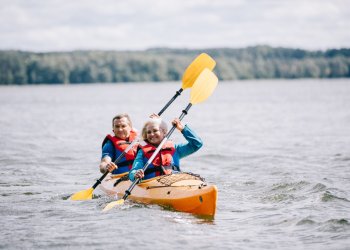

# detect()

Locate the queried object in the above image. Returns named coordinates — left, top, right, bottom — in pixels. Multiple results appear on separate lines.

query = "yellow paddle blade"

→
left=70, top=188, right=94, bottom=201
left=102, top=199, right=125, bottom=212
left=182, top=53, right=216, bottom=90
left=190, top=68, right=219, bottom=105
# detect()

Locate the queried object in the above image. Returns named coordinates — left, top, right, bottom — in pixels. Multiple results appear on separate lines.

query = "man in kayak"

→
left=99, top=113, right=138, bottom=174
left=129, top=117, right=203, bottom=181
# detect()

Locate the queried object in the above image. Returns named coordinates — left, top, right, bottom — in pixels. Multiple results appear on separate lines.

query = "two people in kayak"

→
left=99, top=113, right=203, bottom=181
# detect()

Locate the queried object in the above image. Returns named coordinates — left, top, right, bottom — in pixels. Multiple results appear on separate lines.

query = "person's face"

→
left=113, top=117, right=131, bottom=140
left=146, top=123, right=165, bottom=145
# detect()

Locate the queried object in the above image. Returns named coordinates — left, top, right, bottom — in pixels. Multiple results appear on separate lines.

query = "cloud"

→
left=0, top=0, right=349, bottom=51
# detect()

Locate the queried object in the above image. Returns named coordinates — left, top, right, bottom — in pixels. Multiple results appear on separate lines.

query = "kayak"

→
left=100, top=172, right=217, bottom=217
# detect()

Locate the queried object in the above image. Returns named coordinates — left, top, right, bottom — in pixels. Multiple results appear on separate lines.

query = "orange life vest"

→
left=102, top=130, right=138, bottom=174
left=140, top=141, right=176, bottom=178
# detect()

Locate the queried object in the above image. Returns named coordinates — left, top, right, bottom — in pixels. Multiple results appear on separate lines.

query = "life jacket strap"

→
left=117, top=141, right=132, bottom=146
left=116, top=160, right=134, bottom=167
left=146, top=147, right=174, bottom=154
left=144, top=165, right=179, bottom=175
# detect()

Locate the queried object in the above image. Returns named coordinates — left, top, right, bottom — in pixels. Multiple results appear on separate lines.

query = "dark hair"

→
left=112, top=113, right=132, bottom=128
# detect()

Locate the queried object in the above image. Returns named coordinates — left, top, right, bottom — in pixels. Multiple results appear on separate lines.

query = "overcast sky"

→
left=0, top=0, right=349, bottom=52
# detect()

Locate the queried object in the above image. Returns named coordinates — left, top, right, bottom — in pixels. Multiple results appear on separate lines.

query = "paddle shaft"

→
left=91, top=139, right=138, bottom=189
left=157, top=88, right=183, bottom=116
left=122, top=103, right=193, bottom=200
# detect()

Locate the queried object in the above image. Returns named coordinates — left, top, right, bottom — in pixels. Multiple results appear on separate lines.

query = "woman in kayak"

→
left=99, top=113, right=139, bottom=175
left=129, top=116, right=203, bottom=181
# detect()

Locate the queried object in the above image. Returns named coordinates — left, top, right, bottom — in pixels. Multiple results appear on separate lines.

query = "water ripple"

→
left=321, top=191, right=350, bottom=202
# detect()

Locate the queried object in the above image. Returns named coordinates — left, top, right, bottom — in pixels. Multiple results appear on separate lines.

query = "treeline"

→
left=1, top=46, right=350, bottom=85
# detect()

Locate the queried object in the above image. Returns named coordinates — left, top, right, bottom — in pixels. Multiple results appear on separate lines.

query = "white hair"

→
left=141, top=118, right=168, bottom=141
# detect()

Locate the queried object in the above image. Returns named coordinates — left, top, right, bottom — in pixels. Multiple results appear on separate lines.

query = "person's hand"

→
left=172, top=118, right=184, bottom=131
left=134, top=169, right=144, bottom=179
left=106, top=162, right=117, bottom=173
left=150, top=113, right=160, bottom=119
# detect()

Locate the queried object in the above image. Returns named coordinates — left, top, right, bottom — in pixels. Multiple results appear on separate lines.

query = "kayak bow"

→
left=100, top=172, right=217, bottom=217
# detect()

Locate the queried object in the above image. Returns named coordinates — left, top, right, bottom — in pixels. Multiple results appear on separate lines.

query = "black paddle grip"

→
left=157, top=88, right=183, bottom=116
left=92, top=171, right=109, bottom=189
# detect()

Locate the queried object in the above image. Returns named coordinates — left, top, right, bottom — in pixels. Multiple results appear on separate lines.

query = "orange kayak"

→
left=100, top=172, right=217, bottom=217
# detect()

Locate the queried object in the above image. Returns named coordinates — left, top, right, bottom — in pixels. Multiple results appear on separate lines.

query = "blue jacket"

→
left=101, top=131, right=138, bottom=174
left=129, top=125, right=203, bottom=181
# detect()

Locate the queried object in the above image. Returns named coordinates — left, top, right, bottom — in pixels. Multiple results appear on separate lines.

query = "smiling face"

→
left=145, top=123, right=165, bottom=146
left=112, top=117, right=132, bottom=140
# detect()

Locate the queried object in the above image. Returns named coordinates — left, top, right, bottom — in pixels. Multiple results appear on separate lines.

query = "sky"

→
left=0, top=0, right=349, bottom=52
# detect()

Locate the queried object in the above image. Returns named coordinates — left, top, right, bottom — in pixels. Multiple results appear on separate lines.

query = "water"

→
left=1, top=79, right=350, bottom=249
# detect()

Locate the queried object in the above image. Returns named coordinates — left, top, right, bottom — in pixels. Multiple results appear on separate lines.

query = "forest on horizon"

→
left=1, top=46, right=350, bottom=85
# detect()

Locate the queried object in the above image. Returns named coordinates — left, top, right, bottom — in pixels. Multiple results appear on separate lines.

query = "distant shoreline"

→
left=1, top=46, right=349, bottom=85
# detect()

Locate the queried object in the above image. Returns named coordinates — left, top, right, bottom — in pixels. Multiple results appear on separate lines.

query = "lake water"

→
left=0, top=79, right=350, bottom=250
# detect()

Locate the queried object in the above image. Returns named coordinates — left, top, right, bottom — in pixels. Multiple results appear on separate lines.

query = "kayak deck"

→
left=100, top=172, right=217, bottom=216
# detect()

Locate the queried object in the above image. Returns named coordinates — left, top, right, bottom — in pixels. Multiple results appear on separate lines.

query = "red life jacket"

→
left=102, top=130, right=138, bottom=174
left=141, top=141, right=176, bottom=178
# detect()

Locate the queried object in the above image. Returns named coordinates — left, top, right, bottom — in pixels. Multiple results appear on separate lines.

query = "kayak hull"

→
left=100, top=173, right=217, bottom=217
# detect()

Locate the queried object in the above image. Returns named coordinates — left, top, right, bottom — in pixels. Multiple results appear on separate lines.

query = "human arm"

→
left=128, top=150, right=145, bottom=181
left=99, top=157, right=117, bottom=173
left=99, top=140, right=117, bottom=173
left=175, top=125, right=203, bottom=159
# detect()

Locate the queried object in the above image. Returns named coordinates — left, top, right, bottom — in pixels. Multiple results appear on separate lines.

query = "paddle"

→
left=69, top=140, right=138, bottom=200
left=70, top=54, right=216, bottom=201
left=158, top=53, right=216, bottom=115
left=102, top=68, right=218, bottom=211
